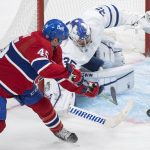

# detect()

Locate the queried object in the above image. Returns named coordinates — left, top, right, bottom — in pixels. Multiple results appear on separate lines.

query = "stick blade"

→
left=106, top=100, right=134, bottom=128
left=110, top=87, right=118, bottom=105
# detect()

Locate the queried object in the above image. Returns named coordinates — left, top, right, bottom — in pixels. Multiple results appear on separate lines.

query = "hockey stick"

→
left=67, top=99, right=133, bottom=128
left=101, top=86, right=118, bottom=105
left=8, top=99, right=133, bottom=128
left=7, top=104, right=20, bottom=111
left=110, top=86, right=117, bottom=104
left=106, top=100, right=134, bottom=127
left=78, top=72, right=118, bottom=105
left=53, top=83, right=62, bottom=108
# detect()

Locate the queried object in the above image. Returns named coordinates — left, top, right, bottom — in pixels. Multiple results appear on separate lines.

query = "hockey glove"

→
left=132, top=11, right=150, bottom=34
left=83, top=81, right=104, bottom=98
left=66, top=64, right=83, bottom=84
left=142, top=11, right=150, bottom=33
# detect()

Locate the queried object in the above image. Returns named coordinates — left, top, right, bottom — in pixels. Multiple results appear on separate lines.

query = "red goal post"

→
left=37, top=0, right=44, bottom=92
left=145, top=0, right=150, bottom=56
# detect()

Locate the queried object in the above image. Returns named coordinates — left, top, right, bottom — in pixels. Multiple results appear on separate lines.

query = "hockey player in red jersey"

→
left=0, top=19, right=103, bottom=143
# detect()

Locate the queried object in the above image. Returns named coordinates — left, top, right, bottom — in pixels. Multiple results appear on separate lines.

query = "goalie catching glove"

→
left=131, top=11, right=150, bottom=34
left=82, top=81, right=104, bottom=98
left=142, top=11, right=150, bottom=34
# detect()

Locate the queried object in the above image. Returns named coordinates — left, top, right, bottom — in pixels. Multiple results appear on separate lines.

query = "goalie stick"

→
left=75, top=77, right=118, bottom=105
left=101, top=86, right=118, bottom=105
left=67, top=99, right=133, bottom=128
left=7, top=98, right=133, bottom=128
left=110, top=86, right=118, bottom=104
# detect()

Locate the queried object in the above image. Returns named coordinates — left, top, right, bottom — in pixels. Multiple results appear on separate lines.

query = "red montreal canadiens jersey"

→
left=0, top=31, right=69, bottom=98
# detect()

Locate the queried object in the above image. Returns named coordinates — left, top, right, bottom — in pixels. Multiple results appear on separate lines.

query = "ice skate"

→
left=54, top=128, right=78, bottom=143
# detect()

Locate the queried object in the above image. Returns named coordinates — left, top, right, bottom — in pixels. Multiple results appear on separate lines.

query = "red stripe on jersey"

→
left=0, top=87, right=13, bottom=98
left=0, top=57, right=33, bottom=97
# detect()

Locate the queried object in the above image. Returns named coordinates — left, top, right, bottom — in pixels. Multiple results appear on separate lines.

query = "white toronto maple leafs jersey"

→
left=62, top=4, right=140, bottom=68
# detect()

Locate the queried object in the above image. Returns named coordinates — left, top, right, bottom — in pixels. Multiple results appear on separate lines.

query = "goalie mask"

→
left=69, top=18, right=92, bottom=52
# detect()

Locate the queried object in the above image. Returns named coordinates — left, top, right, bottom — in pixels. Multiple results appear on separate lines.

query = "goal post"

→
left=37, top=0, right=44, bottom=92
left=37, top=0, right=44, bottom=31
left=145, top=0, right=150, bottom=56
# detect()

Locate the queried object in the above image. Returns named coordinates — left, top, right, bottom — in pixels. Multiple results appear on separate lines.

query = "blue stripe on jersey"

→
left=7, top=43, right=38, bottom=81
left=46, top=115, right=59, bottom=128
left=111, top=5, right=119, bottom=27
left=0, top=96, right=7, bottom=120
left=32, top=59, right=50, bottom=73
left=105, top=5, right=112, bottom=28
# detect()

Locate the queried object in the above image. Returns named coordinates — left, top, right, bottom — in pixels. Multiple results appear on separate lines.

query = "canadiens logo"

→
left=57, top=25, right=64, bottom=31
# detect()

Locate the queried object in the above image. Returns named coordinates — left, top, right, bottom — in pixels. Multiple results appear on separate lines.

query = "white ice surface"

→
left=0, top=54, right=150, bottom=150
left=0, top=100, right=150, bottom=150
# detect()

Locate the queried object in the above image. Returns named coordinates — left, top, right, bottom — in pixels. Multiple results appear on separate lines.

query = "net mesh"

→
left=0, top=0, right=146, bottom=53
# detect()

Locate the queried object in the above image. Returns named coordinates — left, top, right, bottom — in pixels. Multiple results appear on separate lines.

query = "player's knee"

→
left=0, top=120, right=6, bottom=133
left=27, top=97, right=53, bottom=117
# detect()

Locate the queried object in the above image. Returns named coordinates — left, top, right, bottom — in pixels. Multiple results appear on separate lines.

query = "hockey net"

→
left=0, top=0, right=148, bottom=55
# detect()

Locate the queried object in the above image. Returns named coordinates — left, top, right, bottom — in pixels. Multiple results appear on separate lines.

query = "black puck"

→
left=146, top=109, right=150, bottom=117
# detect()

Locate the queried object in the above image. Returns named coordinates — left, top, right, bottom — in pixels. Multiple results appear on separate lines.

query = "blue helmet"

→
left=42, top=19, right=69, bottom=43
left=69, top=18, right=91, bottom=47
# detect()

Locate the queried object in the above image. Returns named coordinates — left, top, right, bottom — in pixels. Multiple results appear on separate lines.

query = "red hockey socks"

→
left=27, top=97, right=63, bottom=133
